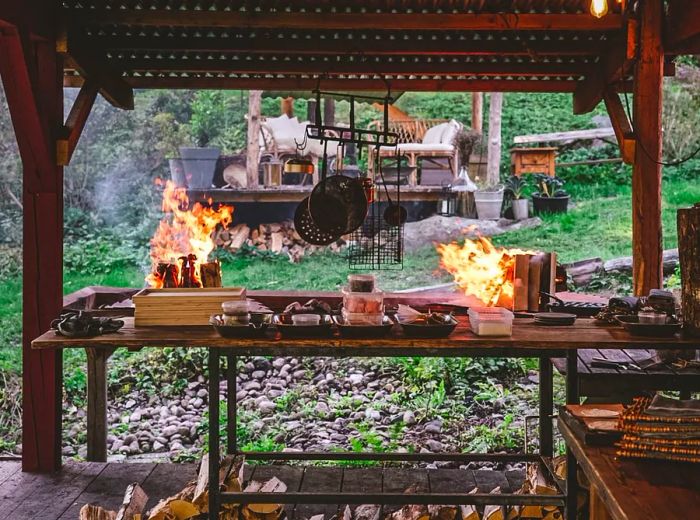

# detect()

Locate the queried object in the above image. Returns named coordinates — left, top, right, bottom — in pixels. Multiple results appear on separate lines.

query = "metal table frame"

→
left=207, top=347, right=579, bottom=520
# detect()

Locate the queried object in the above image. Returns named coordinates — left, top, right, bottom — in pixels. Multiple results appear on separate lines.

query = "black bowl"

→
left=396, top=314, right=458, bottom=338
left=615, top=315, right=681, bottom=338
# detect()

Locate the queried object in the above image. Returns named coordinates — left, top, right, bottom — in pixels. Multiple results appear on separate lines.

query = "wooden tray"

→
left=559, top=404, right=623, bottom=446
left=134, top=287, right=246, bottom=326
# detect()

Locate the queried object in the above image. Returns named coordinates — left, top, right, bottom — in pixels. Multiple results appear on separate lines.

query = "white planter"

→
left=474, top=187, right=504, bottom=220
left=512, top=198, right=529, bottom=220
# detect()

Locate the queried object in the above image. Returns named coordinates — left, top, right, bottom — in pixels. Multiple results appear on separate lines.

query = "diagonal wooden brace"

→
left=603, top=89, right=636, bottom=165
left=57, top=80, right=98, bottom=166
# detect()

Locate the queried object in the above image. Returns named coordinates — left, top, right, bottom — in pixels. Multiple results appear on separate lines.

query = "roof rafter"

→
left=71, top=11, right=624, bottom=31
left=665, top=0, right=700, bottom=53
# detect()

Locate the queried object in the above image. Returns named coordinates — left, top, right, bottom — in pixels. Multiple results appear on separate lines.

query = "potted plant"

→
left=531, top=174, right=569, bottom=214
left=505, top=175, right=529, bottom=220
left=155, top=113, right=192, bottom=187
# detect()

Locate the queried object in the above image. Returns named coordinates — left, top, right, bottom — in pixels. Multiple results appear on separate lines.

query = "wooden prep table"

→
left=33, top=311, right=700, bottom=520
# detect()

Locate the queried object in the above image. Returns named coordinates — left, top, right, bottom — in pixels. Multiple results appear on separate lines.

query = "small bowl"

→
left=250, top=311, right=274, bottom=326
left=210, top=314, right=268, bottom=338
left=396, top=314, right=458, bottom=338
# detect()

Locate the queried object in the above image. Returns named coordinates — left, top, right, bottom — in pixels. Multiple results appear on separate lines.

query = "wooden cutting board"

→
left=134, top=287, right=246, bottom=326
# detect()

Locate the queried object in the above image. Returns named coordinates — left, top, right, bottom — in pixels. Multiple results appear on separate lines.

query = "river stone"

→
left=402, top=411, right=416, bottom=425
left=424, top=420, right=443, bottom=434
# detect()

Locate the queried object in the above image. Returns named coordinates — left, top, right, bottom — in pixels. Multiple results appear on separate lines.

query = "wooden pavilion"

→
left=1, top=0, right=699, bottom=493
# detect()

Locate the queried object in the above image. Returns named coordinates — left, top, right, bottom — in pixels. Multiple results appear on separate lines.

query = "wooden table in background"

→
left=559, top=418, right=700, bottom=520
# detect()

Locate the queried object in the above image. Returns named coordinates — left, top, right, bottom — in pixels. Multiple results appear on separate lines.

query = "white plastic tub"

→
left=468, top=307, right=514, bottom=336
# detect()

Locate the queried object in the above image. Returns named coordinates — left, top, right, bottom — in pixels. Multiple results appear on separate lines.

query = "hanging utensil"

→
left=294, top=196, right=342, bottom=246
left=382, top=152, right=407, bottom=226
left=284, top=134, right=314, bottom=175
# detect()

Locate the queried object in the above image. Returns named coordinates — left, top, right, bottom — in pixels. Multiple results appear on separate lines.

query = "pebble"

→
left=402, top=411, right=416, bottom=425
left=349, top=374, right=364, bottom=385
left=425, top=439, right=443, bottom=452
left=424, top=420, right=443, bottom=434
left=365, top=409, right=381, bottom=421
left=315, top=402, right=330, bottom=415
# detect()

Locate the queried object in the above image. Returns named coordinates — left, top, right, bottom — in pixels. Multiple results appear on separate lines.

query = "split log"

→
left=193, top=454, right=245, bottom=512
left=459, top=489, right=480, bottom=520
left=270, top=232, right=284, bottom=253
left=229, top=224, right=251, bottom=250
left=387, top=504, right=430, bottom=520
left=483, top=487, right=504, bottom=520
left=115, top=483, right=148, bottom=520
left=242, top=477, right=287, bottom=520
left=427, top=504, right=457, bottom=520
left=678, top=205, right=700, bottom=337
left=200, top=261, right=222, bottom=288
left=79, top=504, right=116, bottom=520
left=344, top=504, right=381, bottom=520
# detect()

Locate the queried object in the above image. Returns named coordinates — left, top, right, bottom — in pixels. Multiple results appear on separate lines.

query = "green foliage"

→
left=533, top=174, right=566, bottom=198
left=466, top=413, right=522, bottom=452
left=504, top=175, right=528, bottom=199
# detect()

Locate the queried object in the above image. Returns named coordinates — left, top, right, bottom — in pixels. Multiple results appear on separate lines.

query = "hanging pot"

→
left=294, top=196, right=342, bottom=246
left=308, top=175, right=368, bottom=235
left=284, top=157, right=315, bottom=175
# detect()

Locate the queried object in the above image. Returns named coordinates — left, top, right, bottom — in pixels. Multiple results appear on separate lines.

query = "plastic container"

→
left=468, top=307, right=514, bottom=336
left=341, top=308, right=384, bottom=326
left=291, top=313, right=322, bottom=326
left=342, top=287, right=384, bottom=314
left=638, top=310, right=667, bottom=325
left=222, top=300, right=249, bottom=316
left=348, top=274, right=376, bottom=293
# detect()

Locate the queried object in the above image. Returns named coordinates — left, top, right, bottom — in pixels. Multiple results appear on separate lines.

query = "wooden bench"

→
left=559, top=418, right=700, bottom=520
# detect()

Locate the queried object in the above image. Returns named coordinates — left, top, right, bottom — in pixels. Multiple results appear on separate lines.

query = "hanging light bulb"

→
left=590, top=0, right=609, bottom=18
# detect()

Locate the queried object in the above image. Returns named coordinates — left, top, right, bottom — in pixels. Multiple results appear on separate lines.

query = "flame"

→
left=437, top=236, right=536, bottom=307
left=146, top=179, right=233, bottom=288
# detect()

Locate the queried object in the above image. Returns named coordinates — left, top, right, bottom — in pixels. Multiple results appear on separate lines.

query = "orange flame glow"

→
left=146, top=179, right=233, bottom=288
left=437, top=236, right=536, bottom=307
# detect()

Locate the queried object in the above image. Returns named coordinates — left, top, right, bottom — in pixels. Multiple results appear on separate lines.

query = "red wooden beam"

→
left=57, top=80, right=98, bottom=166
left=64, top=73, right=581, bottom=93
left=0, top=27, right=64, bottom=473
left=665, top=0, right=700, bottom=52
left=603, top=89, right=635, bottom=164
left=71, top=10, right=625, bottom=31
left=632, top=0, right=664, bottom=295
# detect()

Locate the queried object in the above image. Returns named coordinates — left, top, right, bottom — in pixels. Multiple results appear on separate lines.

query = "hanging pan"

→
left=308, top=141, right=368, bottom=235
left=294, top=196, right=342, bottom=246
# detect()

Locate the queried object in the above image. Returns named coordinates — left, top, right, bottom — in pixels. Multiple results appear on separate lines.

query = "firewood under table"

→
left=31, top=308, right=700, bottom=520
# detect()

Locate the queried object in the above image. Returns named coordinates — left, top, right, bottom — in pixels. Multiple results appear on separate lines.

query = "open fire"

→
left=437, top=235, right=536, bottom=307
left=146, top=179, right=233, bottom=288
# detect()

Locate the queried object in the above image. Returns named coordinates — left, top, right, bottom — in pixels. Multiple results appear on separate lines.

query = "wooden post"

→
left=632, top=0, right=664, bottom=296
left=0, top=24, right=64, bottom=472
left=86, top=347, right=115, bottom=462
left=246, top=90, right=262, bottom=187
left=324, top=96, right=335, bottom=127
left=471, top=92, right=483, bottom=132
left=486, top=92, right=503, bottom=186
left=678, top=204, right=700, bottom=337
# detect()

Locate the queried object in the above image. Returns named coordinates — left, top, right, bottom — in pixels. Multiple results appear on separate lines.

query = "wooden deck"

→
left=552, top=348, right=700, bottom=398
left=0, top=461, right=524, bottom=520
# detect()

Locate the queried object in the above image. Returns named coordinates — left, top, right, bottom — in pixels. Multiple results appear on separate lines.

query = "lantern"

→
left=438, top=184, right=456, bottom=216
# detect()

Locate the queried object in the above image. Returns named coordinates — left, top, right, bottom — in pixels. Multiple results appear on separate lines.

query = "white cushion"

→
left=440, top=120, right=461, bottom=145
left=422, top=123, right=448, bottom=145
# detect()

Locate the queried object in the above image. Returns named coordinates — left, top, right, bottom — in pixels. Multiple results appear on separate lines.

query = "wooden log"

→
left=486, top=92, right=503, bottom=186
left=193, top=454, right=245, bottom=512
left=562, top=257, right=604, bottom=287
left=79, top=504, right=117, bottom=520
left=459, top=489, right=480, bottom=520
left=678, top=204, right=700, bottom=337
left=229, top=224, right=251, bottom=250
left=471, top=92, right=483, bottom=133
left=603, top=248, right=678, bottom=275
left=200, top=261, right=222, bottom=288
left=528, top=254, right=544, bottom=312
left=115, top=483, right=148, bottom=520
left=632, top=0, right=664, bottom=296
left=427, top=504, right=457, bottom=520
left=247, top=90, right=262, bottom=188
left=270, top=232, right=284, bottom=253
left=484, top=486, right=505, bottom=520
left=513, top=254, right=531, bottom=311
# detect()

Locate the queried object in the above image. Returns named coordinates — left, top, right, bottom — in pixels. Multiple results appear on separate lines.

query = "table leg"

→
left=86, top=346, right=115, bottom=462
left=566, top=350, right=579, bottom=520
left=208, top=348, right=221, bottom=519
left=589, top=485, right=613, bottom=520
left=226, top=352, right=237, bottom=455
left=539, top=357, right=553, bottom=458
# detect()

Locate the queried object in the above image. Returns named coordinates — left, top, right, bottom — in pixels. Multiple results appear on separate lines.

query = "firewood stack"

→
left=77, top=455, right=286, bottom=520
left=212, top=221, right=346, bottom=263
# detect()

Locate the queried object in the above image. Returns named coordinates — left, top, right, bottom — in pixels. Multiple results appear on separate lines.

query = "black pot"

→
left=532, top=194, right=569, bottom=215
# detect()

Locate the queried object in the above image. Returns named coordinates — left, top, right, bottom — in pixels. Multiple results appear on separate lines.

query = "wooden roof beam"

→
left=64, top=74, right=580, bottom=93
left=57, top=34, right=134, bottom=110
left=70, top=33, right=608, bottom=57
left=665, top=0, right=700, bottom=54
left=71, top=11, right=624, bottom=31
left=57, top=80, right=98, bottom=166
left=105, top=58, right=593, bottom=77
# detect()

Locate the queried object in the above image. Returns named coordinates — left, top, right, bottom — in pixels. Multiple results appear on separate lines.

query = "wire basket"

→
left=348, top=154, right=404, bottom=270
